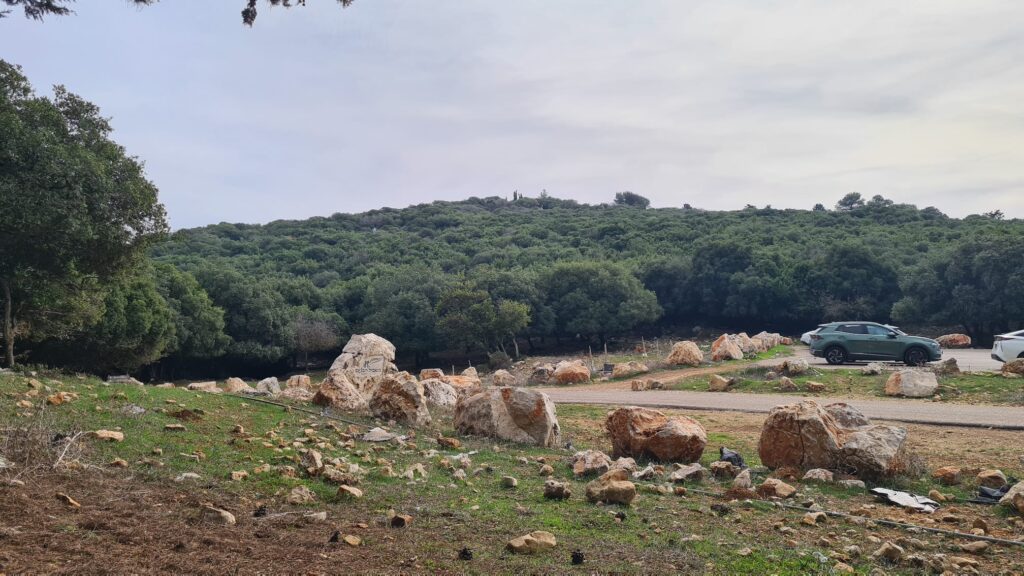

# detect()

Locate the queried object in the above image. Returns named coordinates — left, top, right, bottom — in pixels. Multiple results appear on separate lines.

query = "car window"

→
left=836, top=324, right=867, bottom=334
left=867, top=325, right=892, bottom=336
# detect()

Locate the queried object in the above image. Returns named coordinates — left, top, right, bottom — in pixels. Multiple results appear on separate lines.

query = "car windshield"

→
left=886, top=326, right=906, bottom=335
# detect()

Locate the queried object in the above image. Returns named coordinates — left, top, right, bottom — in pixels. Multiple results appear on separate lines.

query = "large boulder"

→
left=758, top=401, right=844, bottom=471
left=611, top=361, right=648, bottom=379
left=1002, top=359, right=1024, bottom=377
left=530, top=363, right=555, bottom=384
left=312, top=371, right=368, bottom=412
left=665, top=341, right=703, bottom=366
left=752, top=331, right=784, bottom=349
left=935, top=334, right=972, bottom=348
left=368, top=372, right=431, bottom=427
left=419, top=368, right=445, bottom=381
left=421, top=378, right=458, bottom=411
left=329, top=333, right=398, bottom=395
left=553, top=360, right=590, bottom=384
left=884, top=370, right=939, bottom=398
left=710, top=334, right=743, bottom=361
left=278, top=387, right=316, bottom=402
left=824, top=403, right=871, bottom=430
left=492, top=369, right=517, bottom=387
left=758, top=400, right=914, bottom=481
left=734, top=333, right=758, bottom=354
left=285, top=375, right=314, bottom=391
left=254, top=377, right=281, bottom=396
left=605, top=406, right=706, bottom=463
left=223, top=378, right=253, bottom=394
left=454, top=387, right=561, bottom=447
left=839, top=425, right=913, bottom=481
left=187, top=381, right=221, bottom=394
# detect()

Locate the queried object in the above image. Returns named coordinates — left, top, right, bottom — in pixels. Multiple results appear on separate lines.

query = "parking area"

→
left=792, top=346, right=1004, bottom=372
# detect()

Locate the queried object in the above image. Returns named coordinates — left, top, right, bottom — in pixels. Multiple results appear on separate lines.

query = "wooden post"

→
left=588, top=346, right=594, bottom=371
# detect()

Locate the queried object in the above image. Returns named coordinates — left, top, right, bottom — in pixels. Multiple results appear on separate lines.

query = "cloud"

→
left=2, top=0, right=1022, bottom=226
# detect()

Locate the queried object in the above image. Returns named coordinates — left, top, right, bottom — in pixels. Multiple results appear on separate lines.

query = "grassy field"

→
left=1, top=370, right=1022, bottom=574
left=665, top=366, right=1024, bottom=405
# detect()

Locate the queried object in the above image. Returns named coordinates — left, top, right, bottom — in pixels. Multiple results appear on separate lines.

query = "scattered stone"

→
left=507, top=531, right=557, bottom=554
left=278, top=387, right=316, bottom=402
left=337, top=485, right=363, bottom=499
left=778, top=376, right=798, bottom=391
left=711, top=334, right=744, bottom=361
left=833, top=562, right=855, bottom=574
left=437, top=435, right=461, bottom=449
left=571, top=449, right=612, bottom=477
left=872, top=541, right=904, bottom=564
left=756, top=478, right=796, bottom=499
left=175, top=472, right=201, bottom=482
left=46, top=391, right=77, bottom=405
left=56, top=492, right=81, bottom=509
left=202, top=505, right=236, bottom=525
left=585, top=469, right=637, bottom=505
left=802, top=511, right=827, bottom=526
left=936, top=334, right=972, bottom=348
left=454, top=387, right=561, bottom=447
left=665, top=341, right=704, bottom=366
left=361, top=427, right=398, bottom=442
left=884, top=370, right=939, bottom=398
left=492, top=369, right=517, bottom=387
left=304, top=511, right=327, bottom=523
left=553, top=360, right=590, bottom=384
left=1002, top=359, right=1024, bottom=377
left=709, top=461, right=738, bottom=480
left=805, top=381, right=826, bottom=392
left=91, top=430, right=124, bottom=442
left=611, top=361, right=649, bottom=379
left=108, top=458, right=129, bottom=468
left=802, top=469, right=834, bottom=483
left=934, top=358, right=961, bottom=376
left=862, top=362, right=884, bottom=375
left=975, top=469, right=1006, bottom=489
left=229, top=470, right=249, bottom=481
left=287, top=485, right=316, bottom=505
left=733, top=469, right=753, bottom=490
left=605, top=406, right=706, bottom=463
left=187, top=381, right=221, bottom=394
left=539, top=464, right=554, bottom=476
left=502, top=476, right=518, bottom=489
left=223, top=377, right=253, bottom=393
left=775, top=358, right=809, bottom=376
left=342, top=535, right=361, bottom=547
left=708, top=374, right=734, bottom=392
left=837, top=479, right=866, bottom=490
left=669, top=463, right=705, bottom=483
left=932, top=466, right=962, bottom=486
left=543, top=480, right=572, bottom=500
left=959, top=541, right=988, bottom=555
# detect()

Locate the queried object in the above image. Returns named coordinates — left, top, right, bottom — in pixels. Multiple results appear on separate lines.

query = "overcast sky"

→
left=4, top=1, right=1024, bottom=228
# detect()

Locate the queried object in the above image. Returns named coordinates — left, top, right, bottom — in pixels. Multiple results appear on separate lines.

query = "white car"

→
left=800, top=328, right=820, bottom=345
left=992, top=329, right=1024, bottom=363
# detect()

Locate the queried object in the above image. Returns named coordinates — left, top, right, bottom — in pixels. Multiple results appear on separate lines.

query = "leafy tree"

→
left=613, top=191, right=650, bottom=209
left=983, top=210, right=1005, bottom=220
left=892, top=241, right=1024, bottom=345
left=540, top=262, right=661, bottom=344
left=360, top=265, right=446, bottom=365
left=290, top=308, right=345, bottom=366
left=154, top=263, right=229, bottom=360
left=0, top=60, right=167, bottom=367
left=1, top=0, right=354, bottom=25
left=812, top=203, right=826, bottom=211
left=436, top=284, right=497, bottom=353
left=835, top=192, right=865, bottom=211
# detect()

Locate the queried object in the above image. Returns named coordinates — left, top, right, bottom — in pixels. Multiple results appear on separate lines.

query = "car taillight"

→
left=810, top=334, right=823, bottom=341
left=995, top=336, right=1007, bottom=342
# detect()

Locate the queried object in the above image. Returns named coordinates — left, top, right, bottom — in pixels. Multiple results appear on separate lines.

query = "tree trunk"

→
left=1, top=279, right=13, bottom=368
left=512, top=337, right=520, bottom=359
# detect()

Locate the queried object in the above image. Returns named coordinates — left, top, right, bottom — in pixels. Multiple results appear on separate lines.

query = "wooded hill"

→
left=120, top=194, right=1022, bottom=377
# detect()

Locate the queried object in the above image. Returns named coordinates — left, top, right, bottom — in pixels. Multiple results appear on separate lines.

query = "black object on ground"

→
left=719, top=447, right=747, bottom=468
left=458, top=547, right=473, bottom=561
left=328, top=530, right=340, bottom=543
left=571, top=549, right=585, bottom=565
left=253, top=505, right=268, bottom=517
left=969, top=478, right=1017, bottom=505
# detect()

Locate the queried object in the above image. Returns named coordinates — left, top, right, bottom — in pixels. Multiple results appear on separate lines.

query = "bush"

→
left=488, top=351, right=512, bottom=370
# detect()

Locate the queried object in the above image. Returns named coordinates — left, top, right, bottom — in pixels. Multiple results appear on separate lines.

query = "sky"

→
left=3, top=0, right=1024, bottom=228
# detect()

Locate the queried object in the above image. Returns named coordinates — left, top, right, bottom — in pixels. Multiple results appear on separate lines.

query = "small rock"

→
left=303, top=511, right=327, bottom=522
left=805, top=381, right=826, bottom=392
left=56, top=492, right=81, bottom=509
left=501, top=476, right=518, bottom=489
left=286, top=486, right=316, bottom=505
left=544, top=480, right=572, bottom=500
left=833, top=562, right=855, bottom=574
left=229, top=470, right=248, bottom=481
left=872, top=541, right=904, bottom=564
left=732, top=469, right=753, bottom=490
left=932, top=465, right=962, bottom=485
left=976, top=469, right=1006, bottom=489
left=668, top=463, right=705, bottom=483
left=164, top=424, right=187, bottom=432
left=709, top=461, right=738, bottom=480
left=928, top=489, right=947, bottom=502
left=175, top=472, right=201, bottom=482
left=337, top=485, right=363, bottom=499
left=506, top=531, right=557, bottom=554
left=342, top=535, right=361, bottom=547
left=756, top=478, right=796, bottom=499
left=802, top=469, right=834, bottom=483
left=390, top=514, right=413, bottom=528
left=802, top=511, right=827, bottom=526
left=585, top=469, right=636, bottom=505
left=201, top=505, right=236, bottom=525
left=108, top=458, right=129, bottom=468
left=539, top=464, right=554, bottom=476
left=836, top=479, right=866, bottom=490
left=959, top=541, right=988, bottom=555
left=91, top=430, right=124, bottom=442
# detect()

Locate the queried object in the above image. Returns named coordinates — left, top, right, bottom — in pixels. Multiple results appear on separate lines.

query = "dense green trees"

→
left=0, top=60, right=167, bottom=367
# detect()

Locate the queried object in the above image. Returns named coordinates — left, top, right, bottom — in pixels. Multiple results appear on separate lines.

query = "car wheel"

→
left=904, top=347, right=927, bottom=366
left=1018, top=352, right=1024, bottom=359
left=824, top=346, right=846, bottom=365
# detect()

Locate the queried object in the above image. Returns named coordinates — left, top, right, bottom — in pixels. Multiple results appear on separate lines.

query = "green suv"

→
left=809, top=322, right=941, bottom=366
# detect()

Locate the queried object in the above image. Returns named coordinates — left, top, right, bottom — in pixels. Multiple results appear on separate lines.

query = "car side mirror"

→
left=887, top=333, right=897, bottom=339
